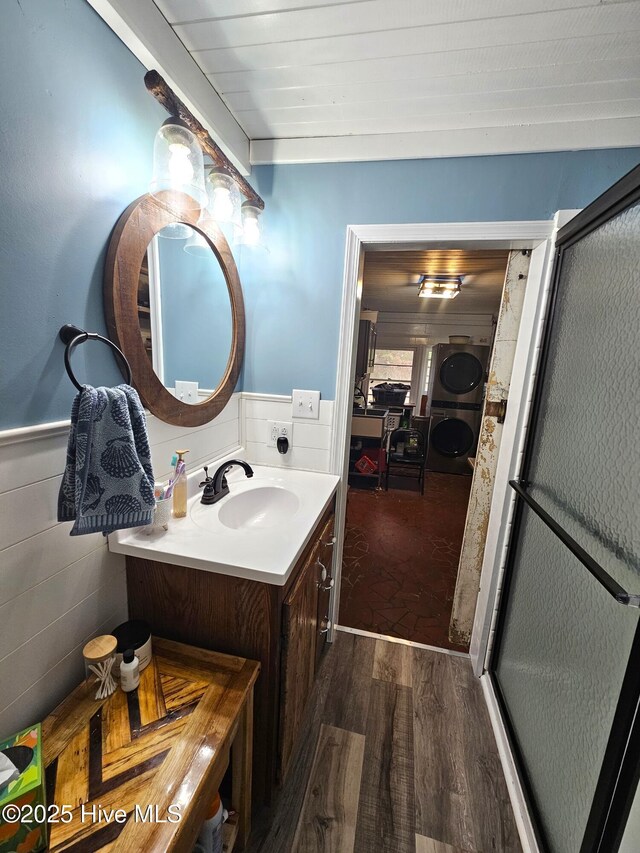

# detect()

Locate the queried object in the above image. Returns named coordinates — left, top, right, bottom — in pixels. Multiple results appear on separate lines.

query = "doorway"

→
left=339, top=247, right=512, bottom=650
left=328, top=220, right=559, bottom=668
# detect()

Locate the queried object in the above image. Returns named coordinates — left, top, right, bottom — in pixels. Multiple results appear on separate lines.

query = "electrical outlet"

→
left=267, top=420, right=293, bottom=448
left=292, top=389, right=320, bottom=420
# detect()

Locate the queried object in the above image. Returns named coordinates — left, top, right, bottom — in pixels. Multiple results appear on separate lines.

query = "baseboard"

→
left=336, top=624, right=468, bottom=658
left=481, top=673, right=540, bottom=853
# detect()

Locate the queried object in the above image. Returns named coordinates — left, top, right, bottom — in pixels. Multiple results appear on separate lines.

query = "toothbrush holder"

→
left=146, top=497, right=172, bottom=533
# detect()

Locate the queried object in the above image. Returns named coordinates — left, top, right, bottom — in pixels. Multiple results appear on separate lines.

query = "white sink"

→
left=110, top=465, right=339, bottom=586
left=214, top=485, right=299, bottom=531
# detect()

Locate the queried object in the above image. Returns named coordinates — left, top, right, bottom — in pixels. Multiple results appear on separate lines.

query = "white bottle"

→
left=120, top=648, right=140, bottom=692
left=194, top=793, right=226, bottom=853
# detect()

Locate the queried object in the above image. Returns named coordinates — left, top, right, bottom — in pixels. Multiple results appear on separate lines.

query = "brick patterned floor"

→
left=339, top=473, right=472, bottom=651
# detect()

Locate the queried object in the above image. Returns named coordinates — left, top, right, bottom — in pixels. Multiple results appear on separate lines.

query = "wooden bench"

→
left=43, top=637, right=259, bottom=852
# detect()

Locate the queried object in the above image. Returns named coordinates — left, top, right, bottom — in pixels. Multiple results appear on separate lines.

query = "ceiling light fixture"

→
left=418, top=275, right=462, bottom=300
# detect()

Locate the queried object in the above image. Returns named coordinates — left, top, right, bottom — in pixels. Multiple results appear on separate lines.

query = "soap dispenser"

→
left=120, top=648, right=140, bottom=693
left=172, top=449, right=189, bottom=518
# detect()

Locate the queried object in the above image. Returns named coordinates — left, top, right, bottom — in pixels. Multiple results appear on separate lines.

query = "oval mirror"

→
left=105, top=191, right=245, bottom=427
left=137, top=224, right=233, bottom=403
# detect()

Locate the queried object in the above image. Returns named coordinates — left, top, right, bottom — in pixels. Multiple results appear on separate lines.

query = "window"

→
left=369, top=349, right=414, bottom=403
left=423, top=348, right=433, bottom=394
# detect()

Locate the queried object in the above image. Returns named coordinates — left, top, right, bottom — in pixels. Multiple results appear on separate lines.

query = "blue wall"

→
left=0, top=0, right=165, bottom=429
left=240, top=150, right=640, bottom=400
left=1, top=0, right=639, bottom=428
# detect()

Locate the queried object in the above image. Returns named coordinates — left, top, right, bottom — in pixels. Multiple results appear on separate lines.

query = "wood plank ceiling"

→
left=151, top=0, right=640, bottom=163
left=362, top=249, right=510, bottom=314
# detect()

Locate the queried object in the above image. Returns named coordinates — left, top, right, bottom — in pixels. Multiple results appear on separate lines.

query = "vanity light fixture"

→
left=149, top=117, right=207, bottom=211
left=145, top=71, right=267, bottom=247
left=418, top=275, right=462, bottom=300
left=145, top=71, right=265, bottom=214
left=205, top=168, right=242, bottom=228
left=237, top=202, right=263, bottom=247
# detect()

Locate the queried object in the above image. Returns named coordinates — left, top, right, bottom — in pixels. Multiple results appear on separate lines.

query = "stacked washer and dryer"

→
left=426, top=343, right=490, bottom=475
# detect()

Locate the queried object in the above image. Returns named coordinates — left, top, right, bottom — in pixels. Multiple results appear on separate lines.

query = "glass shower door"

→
left=490, top=169, right=640, bottom=853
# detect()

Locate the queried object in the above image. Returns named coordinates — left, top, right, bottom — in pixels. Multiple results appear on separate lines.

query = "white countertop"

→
left=109, top=464, right=340, bottom=586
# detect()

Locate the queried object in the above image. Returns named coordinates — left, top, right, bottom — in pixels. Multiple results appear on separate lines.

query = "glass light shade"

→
left=237, top=203, right=263, bottom=247
left=418, top=286, right=460, bottom=300
left=205, top=169, right=242, bottom=227
left=149, top=118, right=207, bottom=210
left=418, top=275, right=461, bottom=299
left=183, top=229, right=211, bottom=257
left=158, top=222, right=192, bottom=240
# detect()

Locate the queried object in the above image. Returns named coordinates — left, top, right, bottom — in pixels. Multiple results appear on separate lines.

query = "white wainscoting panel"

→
left=0, top=423, right=70, bottom=494
left=243, top=443, right=331, bottom=472
left=0, top=568, right=127, bottom=717
left=0, top=525, right=107, bottom=608
left=241, top=393, right=334, bottom=472
left=0, top=548, right=128, bottom=663
left=0, top=602, right=128, bottom=741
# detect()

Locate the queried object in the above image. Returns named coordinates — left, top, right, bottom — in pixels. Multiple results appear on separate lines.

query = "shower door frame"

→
left=488, top=164, right=640, bottom=853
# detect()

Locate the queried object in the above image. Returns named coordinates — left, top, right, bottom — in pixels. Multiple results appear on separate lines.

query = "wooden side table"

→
left=42, top=637, right=259, bottom=852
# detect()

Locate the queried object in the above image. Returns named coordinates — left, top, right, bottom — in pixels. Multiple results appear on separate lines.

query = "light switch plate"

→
left=292, top=389, right=320, bottom=420
left=267, top=421, right=293, bottom=447
left=175, top=380, right=199, bottom=404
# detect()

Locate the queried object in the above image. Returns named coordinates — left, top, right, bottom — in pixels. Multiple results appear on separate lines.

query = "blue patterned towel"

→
left=58, top=385, right=155, bottom=536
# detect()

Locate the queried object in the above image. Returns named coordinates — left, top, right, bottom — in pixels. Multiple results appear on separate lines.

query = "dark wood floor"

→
left=247, top=632, right=522, bottom=853
left=340, top=474, right=472, bottom=650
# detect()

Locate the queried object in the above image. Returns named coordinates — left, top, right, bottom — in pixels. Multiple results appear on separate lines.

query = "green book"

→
left=0, top=724, right=46, bottom=853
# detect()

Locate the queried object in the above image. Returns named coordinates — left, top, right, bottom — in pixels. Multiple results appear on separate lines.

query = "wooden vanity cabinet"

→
left=315, top=514, right=336, bottom=663
left=124, top=500, right=336, bottom=807
left=279, top=544, right=320, bottom=779
left=279, top=513, right=335, bottom=778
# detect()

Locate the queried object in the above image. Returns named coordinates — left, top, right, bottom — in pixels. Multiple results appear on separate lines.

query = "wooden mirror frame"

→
left=104, top=191, right=245, bottom=427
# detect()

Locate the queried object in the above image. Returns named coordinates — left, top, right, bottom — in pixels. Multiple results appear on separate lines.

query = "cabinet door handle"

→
left=321, top=535, right=337, bottom=547
left=319, top=618, right=332, bottom=634
left=316, top=558, right=327, bottom=581
left=318, top=577, right=335, bottom=591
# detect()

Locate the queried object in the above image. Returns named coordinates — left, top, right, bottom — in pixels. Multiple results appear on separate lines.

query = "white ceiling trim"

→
left=250, top=115, right=640, bottom=165
left=85, top=0, right=252, bottom=175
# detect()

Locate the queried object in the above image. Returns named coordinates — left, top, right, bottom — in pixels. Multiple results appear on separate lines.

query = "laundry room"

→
left=342, top=246, right=528, bottom=651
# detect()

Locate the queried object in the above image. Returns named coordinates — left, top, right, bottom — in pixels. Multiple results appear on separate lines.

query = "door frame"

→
left=328, top=219, right=569, bottom=665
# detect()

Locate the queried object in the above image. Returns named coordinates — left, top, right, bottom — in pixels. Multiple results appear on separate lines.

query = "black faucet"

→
left=200, top=460, right=254, bottom=505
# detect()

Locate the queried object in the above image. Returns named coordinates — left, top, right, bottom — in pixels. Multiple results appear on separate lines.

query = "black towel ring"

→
left=59, top=324, right=133, bottom=392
